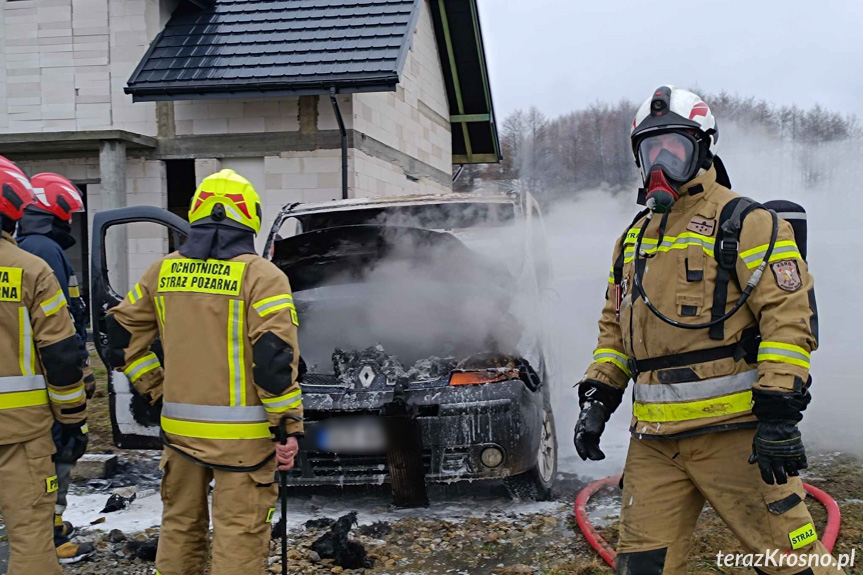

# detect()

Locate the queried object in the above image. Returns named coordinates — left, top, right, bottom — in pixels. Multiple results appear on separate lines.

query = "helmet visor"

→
left=637, top=131, right=698, bottom=182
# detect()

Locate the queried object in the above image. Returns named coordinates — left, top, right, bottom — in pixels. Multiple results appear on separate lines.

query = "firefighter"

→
left=0, top=159, right=88, bottom=574
left=573, top=87, right=842, bottom=574
left=16, top=171, right=96, bottom=563
left=106, top=169, right=303, bottom=575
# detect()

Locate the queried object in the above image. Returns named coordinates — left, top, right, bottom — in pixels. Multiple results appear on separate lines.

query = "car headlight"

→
left=449, top=369, right=518, bottom=386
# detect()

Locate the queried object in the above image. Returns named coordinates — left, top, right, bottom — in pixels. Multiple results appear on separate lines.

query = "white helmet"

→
left=631, top=86, right=718, bottom=180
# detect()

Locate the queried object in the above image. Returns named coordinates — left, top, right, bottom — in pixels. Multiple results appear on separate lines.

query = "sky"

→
left=476, top=0, right=863, bottom=121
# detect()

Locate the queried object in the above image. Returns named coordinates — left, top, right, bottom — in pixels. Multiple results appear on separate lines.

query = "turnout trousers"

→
left=617, top=428, right=844, bottom=575
left=155, top=448, right=279, bottom=575
left=0, top=434, right=62, bottom=575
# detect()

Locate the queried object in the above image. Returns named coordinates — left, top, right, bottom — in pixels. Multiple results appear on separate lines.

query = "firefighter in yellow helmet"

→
left=106, top=169, right=303, bottom=575
left=0, top=159, right=89, bottom=575
left=573, top=88, right=843, bottom=574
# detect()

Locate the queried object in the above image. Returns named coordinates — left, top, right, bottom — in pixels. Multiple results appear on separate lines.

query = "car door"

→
left=90, top=206, right=189, bottom=449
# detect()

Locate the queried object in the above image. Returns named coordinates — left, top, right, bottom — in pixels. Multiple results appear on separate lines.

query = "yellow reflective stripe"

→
left=252, top=294, right=296, bottom=318
left=69, top=286, right=80, bottom=298
left=633, top=390, right=753, bottom=423
left=0, top=389, right=49, bottom=410
left=262, top=389, right=303, bottom=413
left=593, top=348, right=631, bottom=377
left=48, top=384, right=85, bottom=404
left=758, top=341, right=810, bottom=369
left=228, top=299, right=246, bottom=406
left=40, top=290, right=67, bottom=316
left=789, top=522, right=818, bottom=550
left=740, top=240, right=802, bottom=269
left=161, top=416, right=271, bottom=440
left=18, top=306, right=35, bottom=376
left=124, top=352, right=160, bottom=383
left=128, top=283, right=143, bottom=305
left=154, top=296, right=166, bottom=331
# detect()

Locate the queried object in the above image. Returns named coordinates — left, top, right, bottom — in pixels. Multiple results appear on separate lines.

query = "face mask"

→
left=637, top=131, right=701, bottom=213
left=645, top=168, right=679, bottom=214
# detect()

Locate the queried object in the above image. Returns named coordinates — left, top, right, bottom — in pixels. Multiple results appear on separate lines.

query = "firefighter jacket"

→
left=17, top=226, right=88, bottom=365
left=584, top=166, right=817, bottom=437
left=0, top=232, right=87, bottom=445
left=107, top=252, right=303, bottom=469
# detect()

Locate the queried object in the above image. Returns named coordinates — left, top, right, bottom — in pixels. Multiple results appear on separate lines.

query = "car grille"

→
left=288, top=450, right=432, bottom=480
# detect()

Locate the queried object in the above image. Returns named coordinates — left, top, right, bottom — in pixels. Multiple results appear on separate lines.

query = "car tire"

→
left=504, top=405, right=557, bottom=501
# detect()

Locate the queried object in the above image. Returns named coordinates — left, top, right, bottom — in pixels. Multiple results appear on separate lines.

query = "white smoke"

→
left=540, top=122, right=863, bottom=475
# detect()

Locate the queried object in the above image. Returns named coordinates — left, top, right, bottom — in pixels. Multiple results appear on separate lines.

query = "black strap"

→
left=613, top=209, right=650, bottom=286
left=633, top=327, right=760, bottom=375
left=710, top=198, right=761, bottom=340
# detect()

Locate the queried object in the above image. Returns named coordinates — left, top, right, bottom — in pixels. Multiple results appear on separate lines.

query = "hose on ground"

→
left=574, top=474, right=842, bottom=570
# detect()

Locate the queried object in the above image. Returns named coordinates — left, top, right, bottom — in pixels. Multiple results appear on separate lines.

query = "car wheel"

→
left=504, top=405, right=557, bottom=501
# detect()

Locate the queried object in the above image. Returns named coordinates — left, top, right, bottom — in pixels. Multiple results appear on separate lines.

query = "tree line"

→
left=457, top=92, right=861, bottom=204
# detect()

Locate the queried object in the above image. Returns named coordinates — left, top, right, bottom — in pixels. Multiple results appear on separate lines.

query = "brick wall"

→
left=0, top=0, right=168, bottom=135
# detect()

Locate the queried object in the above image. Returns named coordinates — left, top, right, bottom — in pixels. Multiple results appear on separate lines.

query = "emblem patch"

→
left=771, top=259, right=802, bottom=292
left=687, top=217, right=715, bottom=236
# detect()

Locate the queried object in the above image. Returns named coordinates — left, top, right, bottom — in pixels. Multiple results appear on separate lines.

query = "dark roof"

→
left=126, top=0, right=422, bottom=100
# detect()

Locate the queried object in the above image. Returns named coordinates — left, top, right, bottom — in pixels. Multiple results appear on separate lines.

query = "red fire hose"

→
left=574, top=475, right=842, bottom=570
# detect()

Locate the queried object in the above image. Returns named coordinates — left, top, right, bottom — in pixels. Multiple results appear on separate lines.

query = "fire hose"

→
left=574, top=475, right=842, bottom=570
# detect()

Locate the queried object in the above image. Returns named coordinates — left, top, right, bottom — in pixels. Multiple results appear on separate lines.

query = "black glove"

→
left=749, top=385, right=811, bottom=485
left=573, top=380, right=623, bottom=461
left=56, top=421, right=88, bottom=463
left=749, top=421, right=807, bottom=485
left=575, top=401, right=609, bottom=460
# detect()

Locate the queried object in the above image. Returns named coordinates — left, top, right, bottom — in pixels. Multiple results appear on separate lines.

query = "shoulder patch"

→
left=771, top=259, right=802, bottom=292
left=687, top=217, right=715, bottom=236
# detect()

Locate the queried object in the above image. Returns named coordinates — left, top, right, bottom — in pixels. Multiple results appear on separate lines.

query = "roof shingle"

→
left=126, top=0, right=420, bottom=100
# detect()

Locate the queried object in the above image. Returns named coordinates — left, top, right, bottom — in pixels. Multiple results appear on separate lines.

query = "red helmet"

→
left=0, top=156, right=35, bottom=221
left=30, top=173, right=84, bottom=222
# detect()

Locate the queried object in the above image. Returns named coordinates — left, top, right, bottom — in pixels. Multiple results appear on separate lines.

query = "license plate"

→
left=314, top=416, right=386, bottom=454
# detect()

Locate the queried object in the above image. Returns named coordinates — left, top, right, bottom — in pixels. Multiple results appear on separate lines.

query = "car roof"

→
left=284, top=193, right=518, bottom=217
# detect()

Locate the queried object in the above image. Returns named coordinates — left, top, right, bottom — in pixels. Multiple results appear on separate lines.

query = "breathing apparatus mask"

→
left=636, top=130, right=702, bottom=213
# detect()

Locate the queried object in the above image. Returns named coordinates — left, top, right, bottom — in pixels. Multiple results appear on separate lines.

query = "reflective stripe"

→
left=633, top=390, right=753, bottom=423
left=162, top=402, right=267, bottom=423
left=69, top=275, right=80, bottom=298
left=758, top=341, right=811, bottom=369
left=623, top=231, right=716, bottom=263
left=18, top=306, right=35, bottom=376
left=228, top=299, right=246, bottom=406
left=49, top=384, right=85, bottom=404
left=252, top=294, right=295, bottom=318
left=0, top=375, right=46, bottom=393
left=124, top=352, right=161, bottom=383
left=161, top=416, right=271, bottom=440
left=40, top=290, right=67, bottom=316
left=740, top=241, right=802, bottom=269
left=261, top=389, right=302, bottom=412
left=633, top=371, right=757, bottom=403
left=608, top=267, right=614, bottom=284
left=128, top=283, right=144, bottom=304
left=593, top=348, right=631, bottom=378
left=777, top=212, right=807, bottom=221
left=154, top=296, right=166, bottom=330
left=0, top=389, right=49, bottom=410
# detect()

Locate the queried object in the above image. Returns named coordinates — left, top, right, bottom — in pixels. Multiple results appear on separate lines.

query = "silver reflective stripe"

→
left=41, top=291, right=66, bottom=315
left=758, top=345, right=809, bottom=363
left=21, top=306, right=33, bottom=376
left=254, top=297, right=293, bottom=315
left=125, top=354, right=160, bottom=381
left=162, top=402, right=267, bottom=423
left=263, top=392, right=302, bottom=410
left=633, top=371, right=757, bottom=403
left=742, top=244, right=801, bottom=265
left=229, top=299, right=243, bottom=406
left=69, top=275, right=79, bottom=287
left=777, top=212, right=807, bottom=221
left=0, top=375, right=46, bottom=393
left=49, top=386, right=85, bottom=403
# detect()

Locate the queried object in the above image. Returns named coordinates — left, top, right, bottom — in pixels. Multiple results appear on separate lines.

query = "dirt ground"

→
left=6, top=352, right=861, bottom=575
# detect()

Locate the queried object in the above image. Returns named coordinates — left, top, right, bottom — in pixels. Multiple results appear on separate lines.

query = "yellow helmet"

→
left=188, top=169, right=262, bottom=234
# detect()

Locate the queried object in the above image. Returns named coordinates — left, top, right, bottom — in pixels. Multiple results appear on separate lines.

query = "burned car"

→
left=91, top=193, right=557, bottom=500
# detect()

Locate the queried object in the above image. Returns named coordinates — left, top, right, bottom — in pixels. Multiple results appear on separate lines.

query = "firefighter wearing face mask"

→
left=106, top=169, right=302, bottom=575
left=0, top=159, right=88, bottom=575
left=573, top=87, right=841, bottom=575
left=16, top=172, right=96, bottom=563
